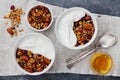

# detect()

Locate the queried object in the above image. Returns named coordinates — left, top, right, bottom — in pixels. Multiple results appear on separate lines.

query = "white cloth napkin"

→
left=0, top=0, right=120, bottom=76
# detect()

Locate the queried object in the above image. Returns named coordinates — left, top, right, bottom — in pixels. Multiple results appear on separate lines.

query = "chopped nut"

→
left=6, top=27, right=17, bottom=36
left=7, top=27, right=14, bottom=36
left=19, top=29, right=24, bottom=32
left=4, top=22, right=9, bottom=25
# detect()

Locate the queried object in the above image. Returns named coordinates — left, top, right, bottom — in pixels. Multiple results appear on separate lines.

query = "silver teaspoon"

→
left=67, top=34, right=117, bottom=69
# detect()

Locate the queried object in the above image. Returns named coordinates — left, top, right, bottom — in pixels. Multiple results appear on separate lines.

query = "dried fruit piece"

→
left=74, top=22, right=79, bottom=27
left=85, top=15, right=91, bottom=20
left=10, top=5, right=15, bottom=10
left=83, top=23, right=92, bottom=30
left=7, top=27, right=17, bottom=36
left=20, top=55, right=29, bottom=61
left=78, top=27, right=83, bottom=33
left=37, top=67, right=43, bottom=72
left=25, top=68, right=33, bottom=73
left=43, top=57, right=51, bottom=64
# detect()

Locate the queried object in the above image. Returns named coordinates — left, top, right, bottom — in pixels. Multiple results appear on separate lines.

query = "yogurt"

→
left=58, top=10, right=85, bottom=47
left=18, top=34, right=54, bottom=59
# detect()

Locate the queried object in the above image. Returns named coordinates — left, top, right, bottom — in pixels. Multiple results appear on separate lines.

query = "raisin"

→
left=10, top=5, right=15, bottom=10
left=19, top=62, right=24, bottom=67
left=84, top=40, right=89, bottom=44
left=74, top=22, right=79, bottom=27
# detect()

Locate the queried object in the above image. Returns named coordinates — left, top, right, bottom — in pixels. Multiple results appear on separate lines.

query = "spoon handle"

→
left=67, top=47, right=98, bottom=69
left=66, top=47, right=93, bottom=63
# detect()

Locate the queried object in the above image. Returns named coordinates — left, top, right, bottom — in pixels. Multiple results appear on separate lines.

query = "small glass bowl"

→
left=90, top=51, right=113, bottom=75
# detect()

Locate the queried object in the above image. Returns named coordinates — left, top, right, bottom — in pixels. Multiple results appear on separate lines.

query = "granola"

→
left=73, top=15, right=95, bottom=46
left=16, top=48, right=51, bottom=73
left=28, top=5, right=52, bottom=30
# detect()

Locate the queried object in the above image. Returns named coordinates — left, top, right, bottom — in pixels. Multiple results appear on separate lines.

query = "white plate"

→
left=13, top=33, right=55, bottom=75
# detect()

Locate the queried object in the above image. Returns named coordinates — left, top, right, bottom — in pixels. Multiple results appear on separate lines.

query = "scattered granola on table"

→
left=3, top=5, right=25, bottom=37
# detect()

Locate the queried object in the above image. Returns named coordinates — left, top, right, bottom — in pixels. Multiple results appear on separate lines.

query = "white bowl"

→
left=55, top=7, right=98, bottom=49
left=13, top=33, right=55, bottom=75
left=26, top=4, right=54, bottom=31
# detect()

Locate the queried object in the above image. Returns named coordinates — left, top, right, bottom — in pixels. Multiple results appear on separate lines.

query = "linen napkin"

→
left=0, top=0, right=120, bottom=76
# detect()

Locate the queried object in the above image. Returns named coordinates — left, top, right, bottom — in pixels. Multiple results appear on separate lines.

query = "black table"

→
left=1, top=0, right=120, bottom=80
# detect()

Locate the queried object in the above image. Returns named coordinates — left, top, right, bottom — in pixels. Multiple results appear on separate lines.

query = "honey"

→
left=90, top=52, right=113, bottom=75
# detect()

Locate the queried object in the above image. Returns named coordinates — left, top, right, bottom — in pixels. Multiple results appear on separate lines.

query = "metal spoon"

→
left=67, top=34, right=117, bottom=69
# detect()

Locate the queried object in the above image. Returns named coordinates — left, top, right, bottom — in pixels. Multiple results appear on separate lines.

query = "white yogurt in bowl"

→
left=55, top=7, right=98, bottom=49
left=13, top=33, right=55, bottom=75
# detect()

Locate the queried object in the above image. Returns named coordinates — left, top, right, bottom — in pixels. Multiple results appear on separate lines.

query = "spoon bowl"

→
left=99, top=34, right=117, bottom=48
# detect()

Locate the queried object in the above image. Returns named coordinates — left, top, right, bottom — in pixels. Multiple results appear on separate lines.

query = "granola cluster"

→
left=4, top=8, right=25, bottom=27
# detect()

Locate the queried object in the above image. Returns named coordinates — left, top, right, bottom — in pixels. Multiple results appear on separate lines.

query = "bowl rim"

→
left=26, top=4, right=54, bottom=32
left=55, top=7, right=98, bottom=50
left=13, top=33, right=55, bottom=75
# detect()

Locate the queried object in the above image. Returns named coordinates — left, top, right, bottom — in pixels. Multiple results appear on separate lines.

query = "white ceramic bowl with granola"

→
left=26, top=4, right=53, bottom=31
left=55, top=7, right=98, bottom=49
left=13, top=33, right=55, bottom=75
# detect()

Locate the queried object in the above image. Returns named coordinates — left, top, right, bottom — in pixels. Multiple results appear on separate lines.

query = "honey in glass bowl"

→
left=90, top=52, right=113, bottom=75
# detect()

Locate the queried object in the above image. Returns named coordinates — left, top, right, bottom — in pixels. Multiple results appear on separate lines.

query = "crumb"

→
left=19, top=29, right=24, bottom=32
left=4, top=22, right=8, bottom=25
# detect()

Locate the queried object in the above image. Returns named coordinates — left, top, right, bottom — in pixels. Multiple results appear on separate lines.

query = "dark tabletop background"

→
left=39, top=0, right=120, bottom=17
left=1, top=0, right=120, bottom=80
